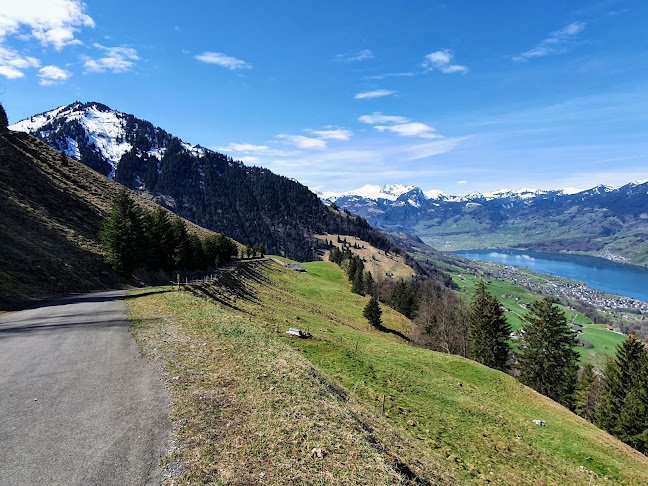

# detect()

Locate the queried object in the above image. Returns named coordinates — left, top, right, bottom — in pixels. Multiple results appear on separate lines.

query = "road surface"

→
left=0, top=290, right=171, bottom=486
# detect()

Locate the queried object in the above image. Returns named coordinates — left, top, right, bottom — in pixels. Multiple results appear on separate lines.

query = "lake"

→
left=452, top=249, right=648, bottom=302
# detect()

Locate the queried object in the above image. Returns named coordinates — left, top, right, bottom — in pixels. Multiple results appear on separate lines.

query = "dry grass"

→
left=128, top=285, right=453, bottom=485
left=314, top=234, right=415, bottom=280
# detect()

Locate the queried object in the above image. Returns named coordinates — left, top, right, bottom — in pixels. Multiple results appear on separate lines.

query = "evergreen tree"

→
left=363, top=296, right=382, bottom=328
left=151, top=207, right=174, bottom=271
left=468, top=281, right=511, bottom=371
left=365, top=271, right=374, bottom=297
left=0, top=103, right=8, bottom=132
left=574, top=363, right=601, bottom=422
left=518, top=298, right=579, bottom=408
left=596, top=335, right=648, bottom=453
left=170, top=217, right=191, bottom=269
left=351, top=267, right=365, bottom=295
left=392, top=279, right=417, bottom=319
left=100, top=189, right=143, bottom=275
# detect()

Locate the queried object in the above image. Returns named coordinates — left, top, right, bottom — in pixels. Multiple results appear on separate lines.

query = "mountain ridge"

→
left=10, top=101, right=452, bottom=283
left=319, top=181, right=648, bottom=267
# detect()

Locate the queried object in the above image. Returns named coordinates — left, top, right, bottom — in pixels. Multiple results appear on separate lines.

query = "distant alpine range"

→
left=320, top=181, right=648, bottom=267
left=11, top=101, right=648, bottom=267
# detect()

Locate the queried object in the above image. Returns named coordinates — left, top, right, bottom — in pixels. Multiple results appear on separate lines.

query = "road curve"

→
left=0, top=290, right=170, bottom=486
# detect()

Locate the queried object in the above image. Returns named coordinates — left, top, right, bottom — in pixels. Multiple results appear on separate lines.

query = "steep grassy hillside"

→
left=0, top=130, right=210, bottom=309
left=128, top=260, right=648, bottom=485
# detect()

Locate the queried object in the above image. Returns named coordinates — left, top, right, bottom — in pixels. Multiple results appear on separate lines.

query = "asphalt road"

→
left=0, top=290, right=171, bottom=486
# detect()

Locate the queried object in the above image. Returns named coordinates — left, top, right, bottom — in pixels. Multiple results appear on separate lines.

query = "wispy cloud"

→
left=308, top=128, right=352, bottom=140
left=375, top=122, right=441, bottom=139
left=364, top=72, right=415, bottom=80
left=195, top=51, right=251, bottom=70
left=405, top=137, right=470, bottom=160
left=217, top=142, right=269, bottom=152
left=354, top=89, right=396, bottom=100
left=457, top=180, right=468, bottom=184
left=38, top=65, right=71, bottom=85
left=83, top=43, right=139, bottom=73
left=358, top=112, right=409, bottom=124
left=335, top=49, right=374, bottom=63
left=0, top=0, right=95, bottom=51
left=513, top=22, right=586, bottom=61
left=359, top=112, right=441, bottom=139
left=276, top=134, right=327, bottom=150
left=422, top=49, right=468, bottom=74
left=0, top=45, right=40, bottom=79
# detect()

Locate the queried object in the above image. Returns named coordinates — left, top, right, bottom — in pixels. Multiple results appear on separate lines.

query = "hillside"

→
left=128, top=260, right=648, bottom=485
left=323, top=182, right=648, bottom=266
left=0, top=130, right=210, bottom=310
left=11, top=102, right=443, bottom=267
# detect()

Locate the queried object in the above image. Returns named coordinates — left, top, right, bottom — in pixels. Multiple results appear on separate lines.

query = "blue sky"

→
left=1, top=0, right=647, bottom=194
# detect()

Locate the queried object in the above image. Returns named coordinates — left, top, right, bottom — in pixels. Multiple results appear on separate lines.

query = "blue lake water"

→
left=452, top=249, right=648, bottom=302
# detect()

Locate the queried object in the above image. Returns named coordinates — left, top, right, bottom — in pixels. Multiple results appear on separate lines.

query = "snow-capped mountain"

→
left=318, top=179, right=648, bottom=265
left=320, top=184, right=594, bottom=207
left=11, top=101, right=204, bottom=179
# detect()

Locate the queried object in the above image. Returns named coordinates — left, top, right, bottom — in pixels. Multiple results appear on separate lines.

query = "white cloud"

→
left=0, top=1, right=94, bottom=50
left=354, top=89, right=396, bottom=100
left=405, top=137, right=470, bottom=160
left=38, top=64, right=71, bottom=85
left=358, top=112, right=409, bottom=124
left=422, top=49, right=468, bottom=74
left=276, top=134, right=327, bottom=150
left=457, top=180, right=468, bottom=184
left=514, top=22, right=586, bottom=61
left=375, top=122, right=441, bottom=139
left=308, top=128, right=352, bottom=140
left=195, top=51, right=251, bottom=70
left=335, top=49, right=374, bottom=62
left=217, top=142, right=269, bottom=152
left=83, top=43, right=139, bottom=73
left=0, top=45, right=40, bottom=78
left=365, top=72, right=415, bottom=80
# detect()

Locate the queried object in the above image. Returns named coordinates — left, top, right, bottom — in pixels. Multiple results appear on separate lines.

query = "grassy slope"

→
left=0, top=130, right=212, bottom=310
left=129, top=260, right=648, bottom=485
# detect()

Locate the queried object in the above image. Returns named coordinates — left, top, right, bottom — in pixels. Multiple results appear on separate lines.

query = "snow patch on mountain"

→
left=321, top=184, right=417, bottom=202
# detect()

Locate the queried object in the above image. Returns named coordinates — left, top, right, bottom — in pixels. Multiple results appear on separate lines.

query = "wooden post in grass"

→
left=381, top=394, right=385, bottom=415
left=177, top=274, right=180, bottom=292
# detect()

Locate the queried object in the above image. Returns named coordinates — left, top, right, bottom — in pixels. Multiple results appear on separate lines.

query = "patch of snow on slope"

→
left=9, top=104, right=71, bottom=133
left=79, top=107, right=132, bottom=165
left=64, top=137, right=80, bottom=159
left=423, top=189, right=448, bottom=200
left=321, top=183, right=417, bottom=202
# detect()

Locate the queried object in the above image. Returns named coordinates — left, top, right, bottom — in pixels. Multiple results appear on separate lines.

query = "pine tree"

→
left=596, top=335, right=648, bottom=453
left=363, top=296, right=382, bottom=328
left=468, top=281, right=511, bottom=371
left=0, top=103, right=8, bottom=132
left=100, top=189, right=143, bottom=275
left=365, top=271, right=374, bottom=297
left=518, top=298, right=579, bottom=408
left=170, top=217, right=191, bottom=269
left=351, top=267, right=365, bottom=295
left=574, top=363, right=601, bottom=421
left=151, top=207, right=174, bottom=271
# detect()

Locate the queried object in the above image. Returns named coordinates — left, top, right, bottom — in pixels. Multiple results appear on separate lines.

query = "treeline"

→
left=101, top=189, right=238, bottom=276
left=329, top=248, right=647, bottom=454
